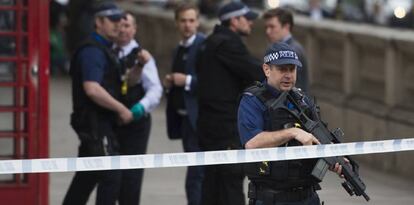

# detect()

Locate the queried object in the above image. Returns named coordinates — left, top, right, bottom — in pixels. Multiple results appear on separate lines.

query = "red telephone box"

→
left=0, top=0, right=49, bottom=204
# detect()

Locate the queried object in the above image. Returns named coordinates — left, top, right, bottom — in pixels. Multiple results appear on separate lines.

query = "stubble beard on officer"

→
left=176, top=8, right=199, bottom=40
left=263, top=63, right=296, bottom=92
left=264, top=16, right=290, bottom=43
left=95, top=16, right=121, bottom=42
left=117, top=13, right=136, bottom=47
left=230, top=16, right=253, bottom=36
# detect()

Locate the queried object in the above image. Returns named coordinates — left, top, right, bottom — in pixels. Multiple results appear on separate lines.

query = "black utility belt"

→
left=249, top=183, right=316, bottom=203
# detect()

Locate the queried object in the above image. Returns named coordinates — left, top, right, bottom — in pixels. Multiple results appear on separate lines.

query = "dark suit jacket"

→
left=196, top=25, right=264, bottom=149
left=166, top=33, right=205, bottom=139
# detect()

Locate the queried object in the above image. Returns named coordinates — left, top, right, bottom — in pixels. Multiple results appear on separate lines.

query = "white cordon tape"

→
left=1, top=138, right=414, bottom=174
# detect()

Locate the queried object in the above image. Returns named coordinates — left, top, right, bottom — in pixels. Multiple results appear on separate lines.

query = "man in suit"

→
left=163, top=3, right=205, bottom=205
left=263, top=8, right=310, bottom=93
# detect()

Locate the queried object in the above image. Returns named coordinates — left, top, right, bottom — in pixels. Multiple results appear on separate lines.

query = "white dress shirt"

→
left=117, top=40, right=163, bottom=113
left=179, top=34, right=196, bottom=91
left=310, top=9, right=323, bottom=21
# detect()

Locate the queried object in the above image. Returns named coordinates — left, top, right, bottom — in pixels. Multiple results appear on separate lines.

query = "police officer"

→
left=238, top=42, right=343, bottom=205
left=196, top=2, right=264, bottom=205
left=263, top=8, right=310, bottom=93
left=114, top=11, right=162, bottom=205
left=62, top=2, right=146, bottom=205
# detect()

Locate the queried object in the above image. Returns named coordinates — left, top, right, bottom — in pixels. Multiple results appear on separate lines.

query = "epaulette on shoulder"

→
left=243, top=81, right=273, bottom=104
left=77, top=39, right=117, bottom=63
left=243, top=81, right=264, bottom=95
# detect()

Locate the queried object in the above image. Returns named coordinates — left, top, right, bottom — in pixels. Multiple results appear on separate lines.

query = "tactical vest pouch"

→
left=245, top=160, right=288, bottom=181
left=71, top=109, right=119, bottom=156
left=248, top=182, right=318, bottom=204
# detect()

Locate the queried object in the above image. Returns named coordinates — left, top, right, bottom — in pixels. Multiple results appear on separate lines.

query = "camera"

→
left=121, top=46, right=142, bottom=68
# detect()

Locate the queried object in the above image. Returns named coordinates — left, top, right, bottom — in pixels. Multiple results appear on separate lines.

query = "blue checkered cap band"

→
left=220, top=6, right=250, bottom=21
left=95, top=8, right=124, bottom=18
left=218, top=2, right=258, bottom=21
left=264, top=50, right=302, bottom=67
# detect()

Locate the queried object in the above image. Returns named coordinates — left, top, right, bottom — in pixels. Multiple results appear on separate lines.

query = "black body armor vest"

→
left=70, top=38, right=123, bottom=114
left=243, top=82, right=320, bottom=190
left=69, top=38, right=125, bottom=156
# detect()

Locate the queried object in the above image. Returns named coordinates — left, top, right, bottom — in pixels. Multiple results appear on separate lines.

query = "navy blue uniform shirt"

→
left=72, top=32, right=113, bottom=111
left=238, top=83, right=315, bottom=147
left=79, top=32, right=111, bottom=83
left=238, top=82, right=281, bottom=146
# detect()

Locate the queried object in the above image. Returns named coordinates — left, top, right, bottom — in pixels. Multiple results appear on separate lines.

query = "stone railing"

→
left=122, top=3, right=414, bottom=180
left=291, top=17, right=414, bottom=179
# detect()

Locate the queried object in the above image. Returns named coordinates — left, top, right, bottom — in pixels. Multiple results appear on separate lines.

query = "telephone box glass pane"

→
left=0, top=11, right=15, bottom=31
left=0, top=36, right=16, bottom=56
left=0, top=62, right=15, bottom=82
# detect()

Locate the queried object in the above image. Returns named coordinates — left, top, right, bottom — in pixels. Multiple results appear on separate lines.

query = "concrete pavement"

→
left=50, top=76, right=414, bottom=205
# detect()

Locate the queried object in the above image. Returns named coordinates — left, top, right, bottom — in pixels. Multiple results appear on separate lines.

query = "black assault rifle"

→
left=267, top=88, right=370, bottom=201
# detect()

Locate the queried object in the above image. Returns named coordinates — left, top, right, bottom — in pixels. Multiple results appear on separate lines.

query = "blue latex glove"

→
left=130, top=103, right=145, bottom=121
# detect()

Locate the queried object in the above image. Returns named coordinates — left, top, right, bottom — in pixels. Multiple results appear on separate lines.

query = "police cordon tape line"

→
left=1, top=138, right=414, bottom=174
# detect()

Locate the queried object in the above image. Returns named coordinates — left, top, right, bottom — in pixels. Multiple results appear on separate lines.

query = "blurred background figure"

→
left=365, top=0, right=388, bottom=25
left=198, top=0, right=223, bottom=18
left=331, top=0, right=366, bottom=21
left=49, top=0, right=69, bottom=75
left=164, top=3, right=205, bottom=205
left=305, top=0, right=333, bottom=21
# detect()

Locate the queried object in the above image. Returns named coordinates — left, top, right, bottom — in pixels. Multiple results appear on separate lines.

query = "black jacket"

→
left=196, top=25, right=264, bottom=150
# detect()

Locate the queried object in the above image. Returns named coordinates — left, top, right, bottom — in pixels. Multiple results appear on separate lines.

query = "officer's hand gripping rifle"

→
left=267, top=88, right=370, bottom=201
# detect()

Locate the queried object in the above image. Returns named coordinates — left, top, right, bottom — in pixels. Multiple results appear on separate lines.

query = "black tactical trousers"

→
left=201, top=163, right=245, bottom=205
left=63, top=139, right=121, bottom=205
left=250, top=189, right=320, bottom=205
left=63, top=169, right=122, bottom=205
left=63, top=115, right=121, bottom=205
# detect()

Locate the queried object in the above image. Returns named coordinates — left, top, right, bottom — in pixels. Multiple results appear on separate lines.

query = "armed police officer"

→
left=63, top=2, right=148, bottom=205
left=238, top=42, right=343, bottom=205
